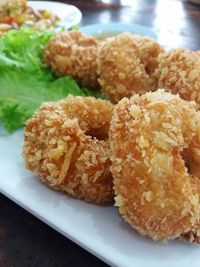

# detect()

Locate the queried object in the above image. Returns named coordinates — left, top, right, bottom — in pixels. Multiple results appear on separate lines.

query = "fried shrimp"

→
left=155, top=48, right=200, bottom=108
left=23, top=96, right=113, bottom=204
left=134, top=35, right=165, bottom=75
left=196, top=50, right=200, bottom=57
left=97, top=33, right=164, bottom=103
left=110, top=89, right=200, bottom=241
left=43, top=31, right=100, bottom=89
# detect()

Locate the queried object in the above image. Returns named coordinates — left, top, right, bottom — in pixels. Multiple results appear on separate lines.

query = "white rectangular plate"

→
left=1, top=129, right=200, bottom=267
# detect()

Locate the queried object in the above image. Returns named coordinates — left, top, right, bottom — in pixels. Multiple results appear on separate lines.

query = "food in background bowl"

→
left=0, top=0, right=27, bottom=23
left=0, top=0, right=60, bottom=36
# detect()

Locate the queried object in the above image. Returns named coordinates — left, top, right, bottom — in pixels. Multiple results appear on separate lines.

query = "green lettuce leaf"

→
left=0, top=28, right=103, bottom=133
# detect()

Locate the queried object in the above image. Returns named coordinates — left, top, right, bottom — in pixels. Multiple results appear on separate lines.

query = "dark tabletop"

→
left=1, top=0, right=200, bottom=267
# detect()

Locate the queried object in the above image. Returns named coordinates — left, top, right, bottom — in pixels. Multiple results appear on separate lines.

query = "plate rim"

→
left=1, top=129, right=200, bottom=267
left=28, top=0, right=82, bottom=28
left=80, top=22, right=157, bottom=39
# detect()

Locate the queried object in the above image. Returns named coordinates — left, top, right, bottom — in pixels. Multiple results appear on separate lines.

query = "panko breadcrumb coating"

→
left=97, top=33, right=164, bottom=103
left=196, top=51, right=200, bottom=57
left=109, top=89, right=200, bottom=241
left=155, top=48, right=200, bottom=108
left=134, top=35, right=165, bottom=76
left=181, top=226, right=200, bottom=243
left=23, top=96, right=113, bottom=204
left=43, top=31, right=100, bottom=89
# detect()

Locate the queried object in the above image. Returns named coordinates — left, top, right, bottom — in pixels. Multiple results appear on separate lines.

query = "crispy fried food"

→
left=181, top=182, right=200, bottom=243
left=196, top=51, right=200, bottom=57
left=134, top=35, right=165, bottom=75
left=155, top=48, right=200, bottom=108
left=181, top=226, right=200, bottom=243
left=43, top=31, right=100, bottom=89
left=23, top=96, right=113, bottom=204
left=109, top=89, right=200, bottom=241
left=97, top=33, right=164, bottom=103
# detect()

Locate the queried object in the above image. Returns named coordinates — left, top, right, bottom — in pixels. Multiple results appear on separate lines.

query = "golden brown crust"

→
left=196, top=50, right=200, bottom=57
left=155, top=49, right=200, bottom=108
left=23, top=96, right=113, bottom=204
left=43, top=31, right=100, bottom=89
left=109, top=89, right=200, bottom=241
left=97, top=33, right=164, bottom=103
left=134, top=35, right=165, bottom=75
left=181, top=228, right=200, bottom=243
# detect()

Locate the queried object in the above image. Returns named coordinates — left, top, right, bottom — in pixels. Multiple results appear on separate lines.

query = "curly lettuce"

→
left=0, top=28, right=102, bottom=133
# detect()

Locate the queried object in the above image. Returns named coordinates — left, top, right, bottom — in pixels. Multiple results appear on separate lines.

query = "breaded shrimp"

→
left=23, top=96, right=113, bottom=204
left=134, top=35, right=165, bottom=75
left=43, top=31, right=100, bottom=89
left=155, top=48, right=200, bottom=108
left=97, top=33, right=164, bottom=103
left=110, top=89, right=200, bottom=241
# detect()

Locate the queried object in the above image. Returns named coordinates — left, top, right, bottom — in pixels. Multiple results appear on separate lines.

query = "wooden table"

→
left=1, top=1, right=200, bottom=266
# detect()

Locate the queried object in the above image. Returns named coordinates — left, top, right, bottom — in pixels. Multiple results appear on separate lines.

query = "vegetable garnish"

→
left=0, top=28, right=103, bottom=133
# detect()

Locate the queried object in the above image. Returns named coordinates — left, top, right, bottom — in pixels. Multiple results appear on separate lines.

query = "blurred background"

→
left=60, top=0, right=200, bottom=50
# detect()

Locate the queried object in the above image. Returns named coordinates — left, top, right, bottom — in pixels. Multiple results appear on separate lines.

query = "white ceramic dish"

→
left=28, top=1, right=82, bottom=28
left=81, top=22, right=157, bottom=39
left=1, top=128, right=200, bottom=267
left=0, top=19, right=199, bottom=266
